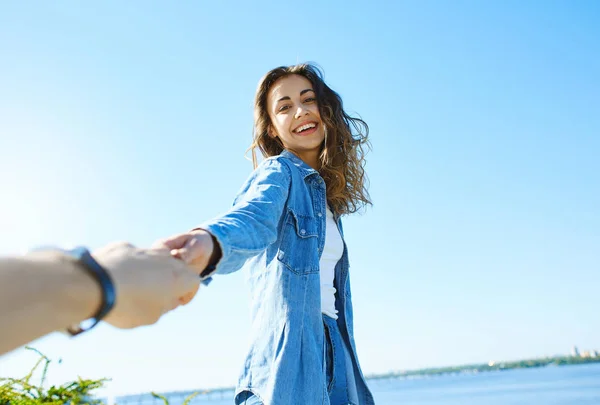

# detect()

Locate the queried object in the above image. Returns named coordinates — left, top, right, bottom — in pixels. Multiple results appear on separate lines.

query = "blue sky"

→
left=1, top=0, right=598, bottom=398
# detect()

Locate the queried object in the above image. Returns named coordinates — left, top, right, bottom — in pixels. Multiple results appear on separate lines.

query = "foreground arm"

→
left=0, top=242, right=200, bottom=356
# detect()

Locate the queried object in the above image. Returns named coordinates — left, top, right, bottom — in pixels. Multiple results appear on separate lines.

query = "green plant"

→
left=0, top=347, right=107, bottom=405
left=0, top=348, right=203, bottom=405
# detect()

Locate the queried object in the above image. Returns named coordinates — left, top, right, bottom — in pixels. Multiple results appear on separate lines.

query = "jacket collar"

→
left=279, top=150, right=319, bottom=179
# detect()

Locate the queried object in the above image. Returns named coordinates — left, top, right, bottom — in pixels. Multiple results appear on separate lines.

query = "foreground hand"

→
left=152, top=230, right=216, bottom=276
left=92, top=242, right=201, bottom=329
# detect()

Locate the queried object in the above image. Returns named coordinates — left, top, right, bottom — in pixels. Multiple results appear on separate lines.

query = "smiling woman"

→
left=154, top=63, right=374, bottom=405
left=265, top=75, right=325, bottom=169
left=251, top=63, right=371, bottom=217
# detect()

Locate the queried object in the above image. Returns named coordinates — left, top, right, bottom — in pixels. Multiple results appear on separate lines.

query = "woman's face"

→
left=266, top=74, right=325, bottom=168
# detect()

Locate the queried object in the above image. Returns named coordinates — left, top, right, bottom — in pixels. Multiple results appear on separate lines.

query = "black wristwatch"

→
left=34, top=246, right=116, bottom=336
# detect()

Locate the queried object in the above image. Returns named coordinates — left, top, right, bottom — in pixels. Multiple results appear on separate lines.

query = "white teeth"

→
left=295, top=123, right=316, bottom=133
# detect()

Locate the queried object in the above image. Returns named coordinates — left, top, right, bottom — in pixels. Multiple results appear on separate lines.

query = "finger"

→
left=169, top=247, right=187, bottom=261
left=163, top=298, right=182, bottom=314
left=178, top=284, right=200, bottom=305
left=151, top=239, right=169, bottom=250
left=171, top=266, right=201, bottom=300
left=155, top=233, right=191, bottom=250
left=171, top=247, right=192, bottom=263
left=146, top=246, right=172, bottom=256
left=172, top=246, right=203, bottom=264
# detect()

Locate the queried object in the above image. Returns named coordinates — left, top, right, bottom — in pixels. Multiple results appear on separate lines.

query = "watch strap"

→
left=65, top=247, right=116, bottom=336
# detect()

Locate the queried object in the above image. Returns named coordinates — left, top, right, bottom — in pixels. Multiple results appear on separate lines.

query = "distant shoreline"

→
left=367, top=355, right=600, bottom=380
left=108, top=356, right=600, bottom=401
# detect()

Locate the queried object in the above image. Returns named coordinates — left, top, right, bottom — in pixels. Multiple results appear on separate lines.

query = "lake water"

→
left=113, top=363, right=600, bottom=404
left=368, top=363, right=600, bottom=404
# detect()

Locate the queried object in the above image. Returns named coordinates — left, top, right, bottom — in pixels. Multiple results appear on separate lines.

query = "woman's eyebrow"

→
left=277, top=89, right=315, bottom=103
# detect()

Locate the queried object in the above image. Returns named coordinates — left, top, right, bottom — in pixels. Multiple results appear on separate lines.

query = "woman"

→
left=159, top=63, right=375, bottom=405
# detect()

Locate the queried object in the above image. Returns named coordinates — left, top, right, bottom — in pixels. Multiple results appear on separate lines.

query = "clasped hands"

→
left=91, top=229, right=216, bottom=330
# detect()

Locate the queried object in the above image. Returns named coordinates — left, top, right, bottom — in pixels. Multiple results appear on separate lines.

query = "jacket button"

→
left=317, top=212, right=322, bottom=217
left=300, top=229, right=306, bottom=235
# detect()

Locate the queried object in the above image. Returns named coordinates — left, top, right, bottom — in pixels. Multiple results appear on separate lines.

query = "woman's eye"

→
left=304, top=97, right=316, bottom=103
left=279, top=105, right=291, bottom=112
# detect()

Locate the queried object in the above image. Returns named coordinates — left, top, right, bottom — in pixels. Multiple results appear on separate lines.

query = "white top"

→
left=319, top=207, right=344, bottom=319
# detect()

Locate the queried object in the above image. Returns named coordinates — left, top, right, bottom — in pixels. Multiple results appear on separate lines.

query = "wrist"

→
left=192, top=229, right=222, bottom=277
left=28, top=251, right=102, bottom=328
left=29, top=247, right=116, bottom=335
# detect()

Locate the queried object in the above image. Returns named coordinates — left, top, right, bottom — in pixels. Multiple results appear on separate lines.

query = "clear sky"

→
left=1, top=0, right=598, bottom=398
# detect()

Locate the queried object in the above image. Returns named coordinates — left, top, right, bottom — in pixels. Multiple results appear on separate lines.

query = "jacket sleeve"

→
left=196, top=157, right=291, bottom=275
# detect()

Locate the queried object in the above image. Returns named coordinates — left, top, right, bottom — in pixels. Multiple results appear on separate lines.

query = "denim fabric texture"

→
left=324, top=314, right=360, bottom=405
left=200, top=150, right=375, bottom=405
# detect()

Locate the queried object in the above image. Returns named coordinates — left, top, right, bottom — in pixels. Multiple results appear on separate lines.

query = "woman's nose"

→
left=294, top=106, right=309, bottom=119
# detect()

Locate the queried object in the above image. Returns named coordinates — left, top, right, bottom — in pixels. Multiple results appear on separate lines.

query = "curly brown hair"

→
left=250, top=63, right=372, bottom=216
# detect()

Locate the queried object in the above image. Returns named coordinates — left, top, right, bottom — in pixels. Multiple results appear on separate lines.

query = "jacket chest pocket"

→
left=277, top=209, right=320, bottom=275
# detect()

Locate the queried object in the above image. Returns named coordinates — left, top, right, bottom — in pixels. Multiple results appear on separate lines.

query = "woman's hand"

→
left=153, top=230, right=217, bottom=276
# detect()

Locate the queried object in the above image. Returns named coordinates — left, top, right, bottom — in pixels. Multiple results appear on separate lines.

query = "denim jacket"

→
left=199, top=150, right=374, bottom=405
